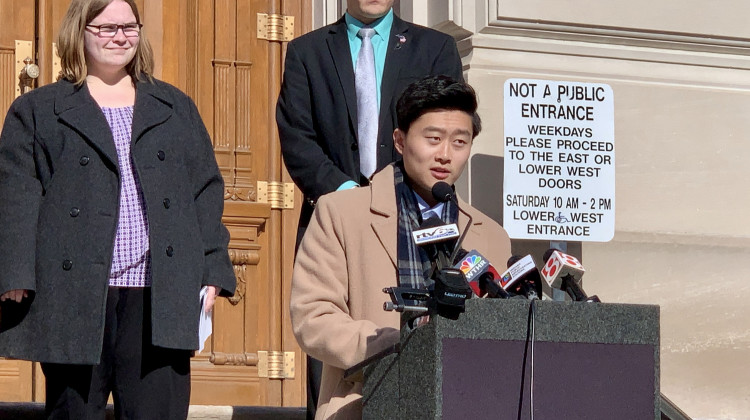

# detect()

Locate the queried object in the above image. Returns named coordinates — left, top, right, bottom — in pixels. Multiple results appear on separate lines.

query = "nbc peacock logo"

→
left=460, top=255, right=483, bottom=275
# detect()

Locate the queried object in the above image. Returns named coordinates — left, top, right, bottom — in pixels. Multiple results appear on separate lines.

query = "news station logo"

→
left=411, top=223, right=460, bottom=245
left=458, top=253, right=488, bottom=281
left=499, top=272, right=513, bottom=288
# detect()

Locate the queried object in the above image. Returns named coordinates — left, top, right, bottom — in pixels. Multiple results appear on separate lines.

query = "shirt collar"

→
left=413, top=190, right=445, bottom=222
left=345, top=8, right=394, bottom=40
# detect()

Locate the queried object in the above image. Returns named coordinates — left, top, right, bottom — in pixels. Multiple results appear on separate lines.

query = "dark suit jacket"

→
left=276, top=14, right=463, bottom=233
left=0, top=78, right=236, bottom=364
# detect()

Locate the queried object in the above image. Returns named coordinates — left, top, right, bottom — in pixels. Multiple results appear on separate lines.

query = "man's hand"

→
left=203, top=286, right=218, bottom=313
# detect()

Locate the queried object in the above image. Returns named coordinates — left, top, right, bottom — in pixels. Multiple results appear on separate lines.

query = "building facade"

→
left=380, top=1, right=749, bottom=418
left=1, top=0, right=748, bottom=418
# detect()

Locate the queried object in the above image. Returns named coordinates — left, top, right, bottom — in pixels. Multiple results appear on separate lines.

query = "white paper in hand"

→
left=198, top=286, right=213, bottom=353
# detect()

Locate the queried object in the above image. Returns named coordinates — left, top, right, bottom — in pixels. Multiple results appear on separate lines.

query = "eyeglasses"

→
left=86, top=23, right=142, bottom=37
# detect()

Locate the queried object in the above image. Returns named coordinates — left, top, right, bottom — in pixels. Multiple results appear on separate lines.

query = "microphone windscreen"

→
left=431, top=182, right=453, bottom=203
left=541, top=250, right=585, bottom=289
left=542, top=248, right=559, bottom=263
left=507, top=255, right=523, bottom=267
left=453, top=248, right=469, bottom=264
left=420, top=216, right=445, bottom=229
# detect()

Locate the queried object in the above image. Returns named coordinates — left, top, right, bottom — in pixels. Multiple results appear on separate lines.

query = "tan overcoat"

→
left=290, top=164, right=512, bottom=420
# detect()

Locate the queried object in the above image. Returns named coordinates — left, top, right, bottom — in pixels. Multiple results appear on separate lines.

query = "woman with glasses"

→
left=0, top=0, right=235, bottom=418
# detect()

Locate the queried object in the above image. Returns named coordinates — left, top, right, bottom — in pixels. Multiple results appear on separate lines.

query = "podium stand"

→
left=361, top=299, right=660, bottom=420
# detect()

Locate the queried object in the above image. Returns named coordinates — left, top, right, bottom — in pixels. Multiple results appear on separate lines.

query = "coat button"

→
left=79, top=156, right=90, bottom=166
left=157, top=150, right=166, bottom=161
left=62, top=260, right=73, bottom=271
left=166, top=246, right=174, bottom=257
left=351, top=143, right=358, bottom=151
left=69, top=207, right=80, bottom=217
left=163, top=198, right=171, bottom=209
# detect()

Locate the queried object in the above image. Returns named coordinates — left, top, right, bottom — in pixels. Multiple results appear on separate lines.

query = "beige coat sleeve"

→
left=290, top=194, right=399, bottom=370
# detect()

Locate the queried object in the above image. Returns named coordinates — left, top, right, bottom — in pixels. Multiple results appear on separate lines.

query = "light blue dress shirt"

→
left=337, top=9, right=395, bottom=191
left=415, top=191, right=446, bottom=222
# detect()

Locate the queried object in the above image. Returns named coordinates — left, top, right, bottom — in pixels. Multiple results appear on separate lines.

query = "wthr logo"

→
left=460, top=255, right=482, bottom=275
left=457, top=253, right=488, bottom=281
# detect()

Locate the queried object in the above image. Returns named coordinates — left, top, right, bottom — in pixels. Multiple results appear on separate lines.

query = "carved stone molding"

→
left=481, top=1, right=750, bottom=55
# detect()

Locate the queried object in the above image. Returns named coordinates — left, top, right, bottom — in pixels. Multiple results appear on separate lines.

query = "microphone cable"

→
left=516, top=299, right=537, bottom=420
left=430, top=182, right=473, bottom=264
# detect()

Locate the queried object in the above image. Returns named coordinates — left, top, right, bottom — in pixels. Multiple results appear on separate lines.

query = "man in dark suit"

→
left=276, top=1, right=463, bottom=417
left=277, top=0, right=463, bottom=240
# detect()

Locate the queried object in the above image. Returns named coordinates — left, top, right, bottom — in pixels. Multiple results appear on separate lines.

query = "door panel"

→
left=157, top=0, right=308, bottom=406
left=279, top=1, right=312, bottom=407
left=36, top=0, right=71, bottom=86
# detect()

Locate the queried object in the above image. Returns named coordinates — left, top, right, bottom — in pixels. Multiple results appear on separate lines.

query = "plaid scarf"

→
left=394, top=161, right=458, bottom=289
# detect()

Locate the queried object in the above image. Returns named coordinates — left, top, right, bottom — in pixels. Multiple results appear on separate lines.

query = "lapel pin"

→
left=395, top=34, right=406, bottom=49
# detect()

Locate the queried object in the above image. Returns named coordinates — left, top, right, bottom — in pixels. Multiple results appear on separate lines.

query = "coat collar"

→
left=327, top=17, right=359, bottom=136
left=130, top=78, right=174, bottom=144
left=54, top=77, right=174, bottom=168
left=369, top=164, right=483, bottom=267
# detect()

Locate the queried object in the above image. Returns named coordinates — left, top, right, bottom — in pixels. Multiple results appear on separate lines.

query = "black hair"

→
left=396, top=75, right=481, bottom=138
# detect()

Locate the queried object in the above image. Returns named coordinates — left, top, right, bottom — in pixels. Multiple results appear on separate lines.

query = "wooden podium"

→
left=361, top=298, right=660, bottom=420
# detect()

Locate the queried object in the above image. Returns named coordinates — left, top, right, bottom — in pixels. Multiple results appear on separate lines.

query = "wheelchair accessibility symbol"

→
left=555, top=212, right=570, bottom=223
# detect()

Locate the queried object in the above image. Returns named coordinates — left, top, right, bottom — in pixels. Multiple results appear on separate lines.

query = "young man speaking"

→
left=290, top=76, right=512, bottom=420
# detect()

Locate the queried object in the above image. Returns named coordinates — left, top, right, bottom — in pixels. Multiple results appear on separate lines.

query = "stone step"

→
left=0, top=403, right=306, bottom=420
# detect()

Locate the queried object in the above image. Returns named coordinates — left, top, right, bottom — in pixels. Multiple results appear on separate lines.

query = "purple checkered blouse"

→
left=101, top=106, right=151, bottom=287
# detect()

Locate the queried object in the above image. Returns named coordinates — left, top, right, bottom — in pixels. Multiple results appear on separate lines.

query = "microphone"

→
left=431, top=182, right=473, bottom=266
left=541, top=249, right=599, bottom=302
left=431, top=267, right=473, bottom=320
left=431, top=181, right=454, bottom=203
left=411, top=217, right=460, bottom=246
left=498, top=255, right=541, bottom=300
left=452, top=249, right=510, bottom=298
left=386, top=214, right=473, bottom=319
left=413, top=216, right=459, bottom=275
left=398, top=183, right=476, bottom=320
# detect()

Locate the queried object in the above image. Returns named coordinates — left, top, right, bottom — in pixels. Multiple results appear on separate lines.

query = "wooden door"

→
left=0, top=0, right=35, bottom=127
left=0, top=0, right=310, bottom=407
left=153, top=0, right=311, bottom=407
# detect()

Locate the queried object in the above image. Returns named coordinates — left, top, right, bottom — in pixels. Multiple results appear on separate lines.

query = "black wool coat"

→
left=0, top=78, right=236, bottom=364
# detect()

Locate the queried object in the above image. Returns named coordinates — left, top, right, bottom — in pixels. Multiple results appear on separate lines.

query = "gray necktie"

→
left=355, top=27, right=378, bottom=178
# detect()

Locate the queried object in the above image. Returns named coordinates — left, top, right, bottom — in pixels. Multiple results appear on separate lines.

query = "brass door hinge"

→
left=257, top=13, right=295, bottom=42
left=257, top=181, right=294, bottom=209
left=257, top=351, right=295, bottom=379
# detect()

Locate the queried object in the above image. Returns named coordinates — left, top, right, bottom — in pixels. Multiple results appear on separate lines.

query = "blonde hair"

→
left=57, top=0, right=154, bottom=84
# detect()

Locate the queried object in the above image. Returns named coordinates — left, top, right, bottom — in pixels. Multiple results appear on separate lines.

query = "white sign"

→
left=503, top=79, right=615, bottom=242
